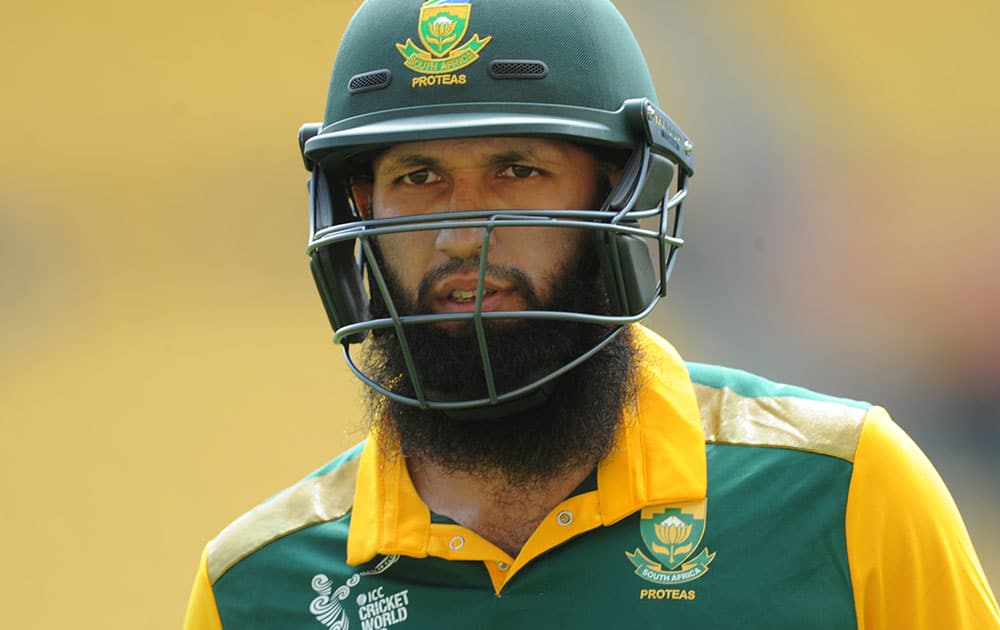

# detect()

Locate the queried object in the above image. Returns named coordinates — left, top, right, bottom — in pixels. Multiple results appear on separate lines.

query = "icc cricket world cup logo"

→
left=626, top=500, right=716, bottom=585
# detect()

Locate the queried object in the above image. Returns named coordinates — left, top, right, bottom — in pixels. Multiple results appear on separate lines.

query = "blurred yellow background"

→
left=2, top=1, right=996, bottom=627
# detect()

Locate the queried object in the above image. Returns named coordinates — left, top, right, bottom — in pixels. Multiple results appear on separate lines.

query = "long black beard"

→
left=362, top=236, right=642, bottom=487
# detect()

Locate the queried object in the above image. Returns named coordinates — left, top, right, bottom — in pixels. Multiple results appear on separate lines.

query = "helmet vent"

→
left=488, top=60, right=549, bottom=80
left=348, top=69, right=392, bottom=94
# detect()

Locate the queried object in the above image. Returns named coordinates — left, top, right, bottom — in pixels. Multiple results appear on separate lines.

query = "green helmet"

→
left=300, top=0, right=694, bottom=417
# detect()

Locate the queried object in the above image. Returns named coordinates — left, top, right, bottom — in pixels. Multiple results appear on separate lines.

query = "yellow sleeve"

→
left=846, top=406, right=999, bottom=629
left=184, top=546, right=224, bottom=630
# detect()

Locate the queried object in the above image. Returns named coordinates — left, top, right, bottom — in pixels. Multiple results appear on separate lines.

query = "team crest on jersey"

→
left=395, top=0, right=492, bottom=76
left=626, top=499, right=716, bottom=585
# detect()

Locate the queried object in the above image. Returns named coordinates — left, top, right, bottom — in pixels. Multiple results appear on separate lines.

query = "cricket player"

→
left=185, top=0, right=1000, bottom=627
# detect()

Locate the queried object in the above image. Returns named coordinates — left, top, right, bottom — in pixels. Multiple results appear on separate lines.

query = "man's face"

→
left=352, top=137, right=604, bottom=319
left=354, top=137, right=639, bottom=483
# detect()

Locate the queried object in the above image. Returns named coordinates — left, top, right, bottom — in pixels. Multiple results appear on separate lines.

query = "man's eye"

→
left=503, top=164, right=540, bottom=179
left=401, top=169, right=441, bottom=185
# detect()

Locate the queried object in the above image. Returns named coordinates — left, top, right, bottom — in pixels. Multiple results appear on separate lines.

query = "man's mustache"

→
left=415, top=256, right=542, bottom=313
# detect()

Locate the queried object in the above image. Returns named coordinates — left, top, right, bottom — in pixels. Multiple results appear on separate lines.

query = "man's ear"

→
left=351, top=179, right=374, bottom=219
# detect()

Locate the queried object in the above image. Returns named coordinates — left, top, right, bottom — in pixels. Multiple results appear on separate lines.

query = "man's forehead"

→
left=374, top=136, right=578, bottom=171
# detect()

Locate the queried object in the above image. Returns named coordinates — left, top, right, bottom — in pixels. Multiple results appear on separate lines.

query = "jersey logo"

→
left=396, top=1, right=492, bottom=76
left=309, top=555, right=409, bottom=629
left=626, top=499, right=716, bottom=585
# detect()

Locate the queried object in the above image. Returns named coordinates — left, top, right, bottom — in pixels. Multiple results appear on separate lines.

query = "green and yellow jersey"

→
left=185, top=328, right=999, bottom=629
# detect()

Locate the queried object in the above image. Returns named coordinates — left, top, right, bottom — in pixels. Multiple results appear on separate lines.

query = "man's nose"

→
left=434, top=178, right=496, bottom=259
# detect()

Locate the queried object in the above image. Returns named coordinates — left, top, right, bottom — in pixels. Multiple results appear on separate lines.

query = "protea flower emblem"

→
left=627, top=501, right=716, bottom=584
left=427, top=16, right=459, bottom=49
left=396, top=2, right=492, bottom=75
left=417, top=4, right=472, bottom=58
left=653, top=515, right=694, bottom=565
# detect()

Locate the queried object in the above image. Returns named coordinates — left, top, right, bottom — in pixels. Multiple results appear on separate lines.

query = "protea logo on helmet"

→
left=626, top=500, right=716, bottom=586
left=396, top=0, right=492, bottom=87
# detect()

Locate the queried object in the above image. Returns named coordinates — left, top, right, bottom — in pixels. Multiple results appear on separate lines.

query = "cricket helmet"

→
left=300, top=0, right=694, bottom=417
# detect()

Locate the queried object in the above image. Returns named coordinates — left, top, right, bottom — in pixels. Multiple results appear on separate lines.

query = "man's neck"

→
left=406, top=455, right=598, bottom=557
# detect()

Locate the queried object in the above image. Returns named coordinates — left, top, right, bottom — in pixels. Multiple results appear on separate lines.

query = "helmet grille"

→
left=488, top=60, right=549, bottom=80
left=348, top=69, right=392, bottom=94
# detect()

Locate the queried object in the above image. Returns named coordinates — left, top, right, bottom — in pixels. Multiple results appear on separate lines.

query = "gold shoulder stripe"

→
left=207, top=454, right=361, bottom=583
left=693, top=383, right=866, bottom=462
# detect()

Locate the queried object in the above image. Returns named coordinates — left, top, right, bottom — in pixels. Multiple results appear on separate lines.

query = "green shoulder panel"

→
left=206, top=443, right=364, bottom=584
left=687, top=363, right=870, bottom=462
